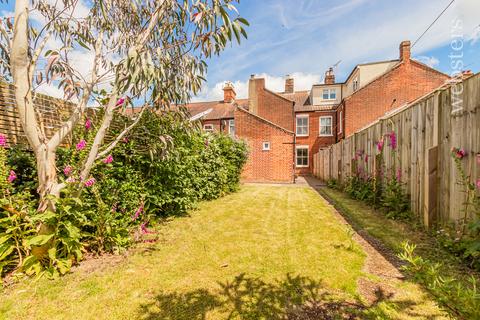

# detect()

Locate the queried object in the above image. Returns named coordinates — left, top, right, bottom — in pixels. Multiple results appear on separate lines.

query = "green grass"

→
left=0, top=185, right=445, bottom=319
left=319, top=186, right=480, bottom=282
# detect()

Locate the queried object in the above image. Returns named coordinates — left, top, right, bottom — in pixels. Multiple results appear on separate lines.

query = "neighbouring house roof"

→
left=181, top=99, right=248, bottom=120
left=279, top=91, right=337, bottom=112
left=236, top=106, right=294, bottom=134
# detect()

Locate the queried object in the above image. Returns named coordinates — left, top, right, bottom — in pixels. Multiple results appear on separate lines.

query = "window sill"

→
left=319, top=134, right=333, bottom=137
left=296, top=165, right=309, bottom=168
left=296, top=134, right=309, bottom=137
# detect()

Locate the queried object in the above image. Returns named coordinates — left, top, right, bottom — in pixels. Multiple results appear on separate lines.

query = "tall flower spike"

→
left=0, top=134, right=7, bottom=147
left=103, top=154, right=113, bottom=164
left=7, top=170, right=16, bottom=183
left=76, top=139, right=86, bottom=151
left=84, top=177, right=96, bottom=187
left=85, top=118, right=92, bottom=130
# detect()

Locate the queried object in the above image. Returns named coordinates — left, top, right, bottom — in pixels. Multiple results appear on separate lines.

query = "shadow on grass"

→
left=138, top=273, right=419, bottom=320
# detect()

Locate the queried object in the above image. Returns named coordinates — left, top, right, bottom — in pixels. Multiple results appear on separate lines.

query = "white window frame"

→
left=228, top=119, right=235, bottom=135
left=319, top=116, right=333, bottom=137
left=352, top=77, right=359, bottom=92
left=203, top=124, right=214, bottom=132
left=295, top=145, right=309, bottom=168
left=338, top=111, right=343, bottom=134
left=322, top=89, right=336, bottom=100
left=262, top=141, right=270, bottom=151
left=295, top=114, right=309, bottom=137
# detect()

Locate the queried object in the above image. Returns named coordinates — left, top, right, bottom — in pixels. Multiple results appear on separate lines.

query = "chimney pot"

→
left=399, top=40, right=411, bottom=61
left=284, top=75, right=294, bottom=93
left=223, top=81, right=236, bottom=103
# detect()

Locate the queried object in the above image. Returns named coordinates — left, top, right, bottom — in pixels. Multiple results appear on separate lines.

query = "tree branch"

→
left=96, top=106, right=146, bottom=160
left=47, top=33, right=104, bottom=150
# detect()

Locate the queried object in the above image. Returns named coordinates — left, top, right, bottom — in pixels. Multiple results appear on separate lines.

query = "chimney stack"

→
left=399, top=40, right=411, bottom=61
left=284, top=75, right=294, bottom=93
left=324, top=67, right=335, bottom=84
left=223, top=81, right=236, bottom=103
left=248, top=75, right=265, bottom=115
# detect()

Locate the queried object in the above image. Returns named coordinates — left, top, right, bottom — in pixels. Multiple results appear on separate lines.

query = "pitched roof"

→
left=181, top=99, right=248, bottom=120
left=279, top=91, right=337, bottom=112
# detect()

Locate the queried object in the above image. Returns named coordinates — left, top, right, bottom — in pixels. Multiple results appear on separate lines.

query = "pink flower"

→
left=63, top=165, right=73, bottom=176
left=389, top=131, right=397, bottom=150
left=66, top=176, right=77, bottom=183
left=456, top=148, right=467, bottom=159
left=0, top=134, right=7, bottom=147
left=122, top=137, right=129, bottom=143
left=76, top=139, right=86, bottom=151
left=103, top=154, right=113, bottom=164
left=376, top=139, right=384, bottom=152
left=476, top=179, right=480, bottom=190
left=140, top=221, right=155, bottom=234
left=115, top=97, right=126, bottom=107
left=7, top=170, right=16, bottom=183
left=132, top=203, right=144, bottom=221
left=365, top=155, right=369, bottom=163
left=84, top=177, right=96, bottom=187
left=396, top=168, right=402, bottom=181
left=85, top=118, right=92, bottom=130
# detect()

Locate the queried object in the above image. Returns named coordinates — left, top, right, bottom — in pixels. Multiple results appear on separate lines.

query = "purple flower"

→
left=63, top=165, right=73, bottom=176
left=85, top=118, right=92, bottom=130
left=115, top=97, right=126, bottom=107
left=389, top=131, right=397, bottom=150
left=132, top=203, right=144, bottom=221
left=103, top=154, right=113, bottom=164
left=7, top=170, right=16, bottom=183
left=0, top=134, right=7, bottom=147
left=84, top=177, right=96, bottom=187
left=376, top=139, right=384, bottom=152
left=76, top=139, right=86, bottom=151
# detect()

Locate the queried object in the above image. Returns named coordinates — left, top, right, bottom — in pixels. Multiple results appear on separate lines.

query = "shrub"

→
left=381, top=177, right=412, bottom=220
left=1, top=109, right=248, bottom=279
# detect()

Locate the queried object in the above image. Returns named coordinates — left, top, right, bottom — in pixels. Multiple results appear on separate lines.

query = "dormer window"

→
left=322, top=89, right=336, bottom=100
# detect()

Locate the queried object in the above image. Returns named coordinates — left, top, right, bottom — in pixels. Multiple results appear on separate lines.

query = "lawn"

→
left=0, top=185, right=444, bottom=319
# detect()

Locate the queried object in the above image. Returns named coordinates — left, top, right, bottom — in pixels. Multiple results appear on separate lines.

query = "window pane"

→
left=329, top=90, right=336, bottom=99
left=322, top=89, right=329, bottom=99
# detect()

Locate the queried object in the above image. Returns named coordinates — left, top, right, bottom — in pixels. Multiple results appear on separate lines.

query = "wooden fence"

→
left=313, top=73, right=480, bottom=225
left=0, top=81, right=76, bottom=145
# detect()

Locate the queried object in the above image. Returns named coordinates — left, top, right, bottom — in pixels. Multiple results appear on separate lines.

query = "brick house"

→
left=182, top=40, right=450, bottom=182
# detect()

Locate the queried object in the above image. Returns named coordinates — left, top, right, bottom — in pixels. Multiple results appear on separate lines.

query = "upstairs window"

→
left=203, top=124, right=214, bottom=132
left=296, top=115, right=309, bottom=136
left=319, top=116, right=333, bottom=136
left=262, top=142, right=271, bottom=151
left=338, top=111, right=343, bottom=134
left=353, top=77, right=359, bottom=91
left=322, top=89, right=336, bottom=100
left=228, top=119, right=235, bottom=136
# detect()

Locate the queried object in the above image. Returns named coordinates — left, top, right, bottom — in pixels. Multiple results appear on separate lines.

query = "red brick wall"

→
left=344, top=60, right=449, bottom=136
left=235, top=108, right=294, bottom=183
left=294, top=111, right=337, bottom=175
left=201, top=118, right=233, bottom=133
left=257, top=90, right=294, bottom=131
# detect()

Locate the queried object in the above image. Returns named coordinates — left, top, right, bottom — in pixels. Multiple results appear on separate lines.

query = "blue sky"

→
left=1, top=0, right=479, bottom=101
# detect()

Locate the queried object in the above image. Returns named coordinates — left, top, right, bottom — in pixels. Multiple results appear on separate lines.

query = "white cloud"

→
left=414, top=55, right=440, bottom=67
left=191, top=72, right=321, bottom=102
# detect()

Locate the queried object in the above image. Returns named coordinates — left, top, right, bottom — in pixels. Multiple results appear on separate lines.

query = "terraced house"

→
left=183, top=41, right=450, bottom=183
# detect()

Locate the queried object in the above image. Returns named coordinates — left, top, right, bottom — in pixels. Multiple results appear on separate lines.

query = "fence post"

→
left=424, top=146, right=438, bottom=228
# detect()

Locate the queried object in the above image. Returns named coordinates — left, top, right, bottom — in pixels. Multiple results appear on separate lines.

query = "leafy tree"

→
left=0, top=0, right=248, bottom=258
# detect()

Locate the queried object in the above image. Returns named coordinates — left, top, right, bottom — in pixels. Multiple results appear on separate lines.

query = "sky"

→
left=1, top=0, right=479, bottom=102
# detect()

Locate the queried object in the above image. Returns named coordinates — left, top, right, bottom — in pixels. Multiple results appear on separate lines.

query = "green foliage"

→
left=381, top=177, right=412, bottom=220
left=343, top=175, right=380, bottom=207
left=1, top=109, right=248, bottom=280
left=399, top=242, right=480, bottom=319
